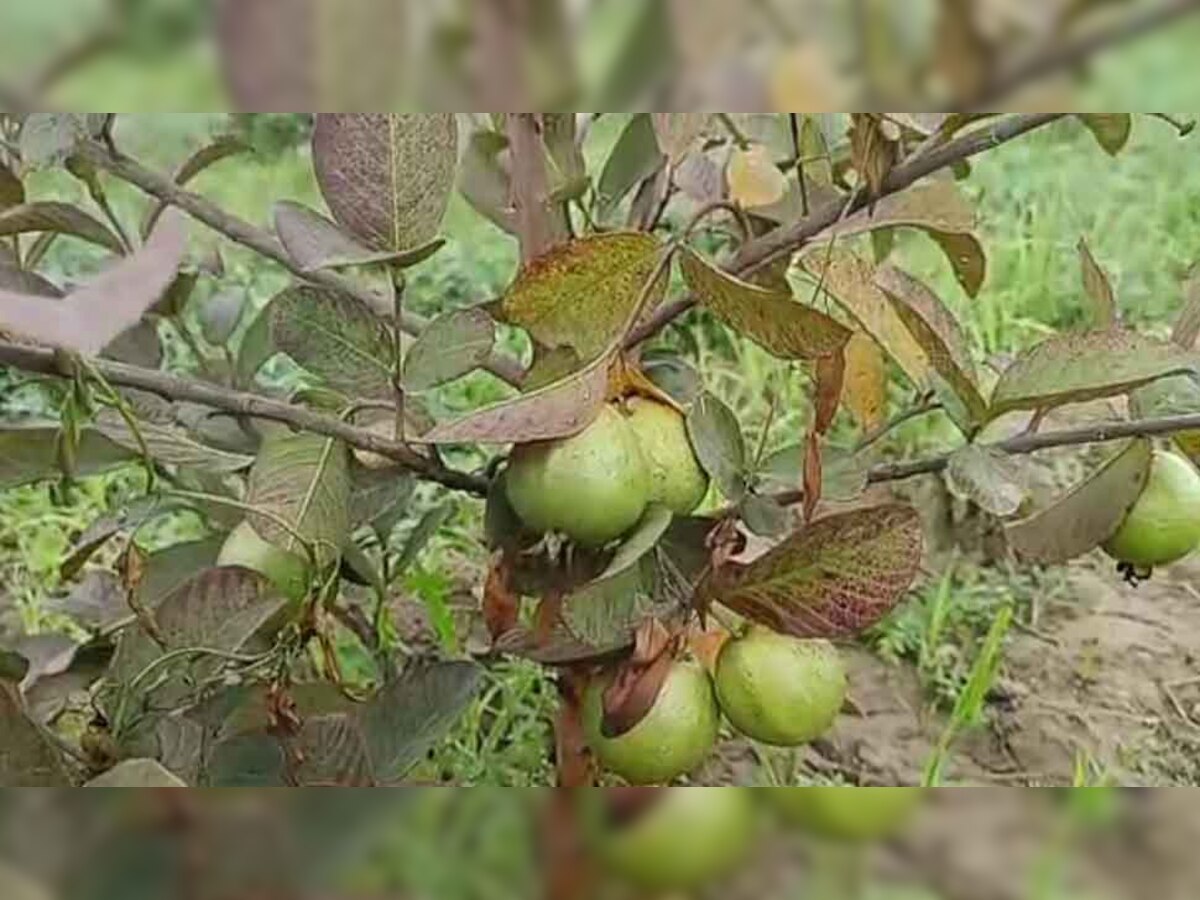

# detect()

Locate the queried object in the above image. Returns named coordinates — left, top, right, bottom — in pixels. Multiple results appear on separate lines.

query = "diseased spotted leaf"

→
left=239, top=285, right=395, bottom=398
left=945, top=445, right=1026, bottom=517
left=874, top=264, right=987, bottom=424
left=312, top=114, right=457, bottom=254
left=1077, top=237, right=1116, bottom=328
left=246, top=427, right=351, bottom=568
left=804, top=248, right=932, bottom=389
left=142, top=134, right=250, bottom=236
left=274, top=200, right=444, bottom=273
left=86, top=758, right=186, bottom=787
left=597, top=114, right=665, bottom=219
left=421, top=346, right=610, bottom=445
left=0, top=210, right=185, bottom=354
left=496, top=232, right=666, bottom=363
left=681, top=247, right=850, bottom=360
left=402, top=307, right=496, bottom=392
left=0, top=201, right=124, bottom=255
left=989, top=329, right=1200, bottom=419
left=1078, top=114, right=1132, bottom=156
left=687, top=392, right=748, bottom=502
left=714, top=504, right=922, bottom=638
left=1006, top=439, right=1151, bottom=563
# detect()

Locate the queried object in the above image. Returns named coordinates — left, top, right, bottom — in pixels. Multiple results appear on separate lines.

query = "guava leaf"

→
left=143, top=134, right=250, bottom=236
left=988, top=329, right=1200, bottom=419
left=758, top=444, right=872, bottom=502
left=0, top=425, right=132, bottom=487
left=0, top=201, right=123, bottom=254
left=874, top=264, right=987, bottom=424
left=945, top=445, right=1027, bottom=517
left=713, top=504, right=922, bottom=638
left=681, top=247, right=851, bottom=360
left=0, top=261, right=60, bottom=297
left=246, top=427, right=351, bottom=567
left=651, top=113, right=708, bottom=165
left=1077, top=237, right=1117, bottom=328
left=312, top=114, right=457, bottom=254
left=563, top=561, right=661, bottom=651
left=804, top=248, right=932, bottom=390
left=349, top=464, right=415, bottom=536
left=740, top=493, right=791, bottom=536
left=458, top=128, right=516, bottom=234
left=687, top=392, right=748, bottom=501
left=819, top=180, right=986, bottom=296
left=0, top=680, right=70, bottom=786
left=239, top=285, right=395, bottom=398
left=0, top=210, right=186, bottom=354
left=18, top=113, right=104, bottom=171
left=843, top=331, right=887, bottom=430
left=1129, top=374, right=1200, bottom=460
left=274, top=200, right=444, bottom=272
left=86, top=758, right=187, bottom=787
left=597, top=114, right=665, bottom=219
left=1171, top=273, right=1200, bottom=349
left=420, top=351, right=609, bottom=444
left=596, top=505, right=674, bottom=584
left=1078, top=114, right=1132, bottom=156
left=495, top=232, right=667, bottom=363
left=1005, top=439, right=1152, bottom=564
left=0, top=160, right=23, bottom=210
left=132, top=535, right=228, bottom=613
left=94, top=410, right=254, bottom=473
left=402, top=307, right=496, bottom=392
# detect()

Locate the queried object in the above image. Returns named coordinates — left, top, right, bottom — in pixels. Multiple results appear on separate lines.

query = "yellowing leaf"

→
left=844, top=331, right=887, bottom=430
left=769, top=44, right=848, bottom=112
left=728, top=144, right=787, bottom=208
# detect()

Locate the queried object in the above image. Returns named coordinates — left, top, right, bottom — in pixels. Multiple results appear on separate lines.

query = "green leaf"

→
left=0, top=424, right=132, bottom=488
left=597, top=114, right=665, bottom=219
left=393, top=503, right=455, bottom=579
left=874, top=264, right=987, bottom=425
left=686, top=392, right=748, bottom=502
left=758, top=444, right=871, bottom=502
left=563, top=560, right=659, bottom=650
left=458, top=128, right=515, bottom=234
left=1006, top=439, right=1151, bottom=564
left=86, top=758, right=186, bottom=787
left=197, top=290, right=247, bottom=346
left=713, top=504, right=922, bottom=638
left=246, top=427, right=351, bottom=567
left=274, top=200, right=443, bottom=273
left=135, top=535, right=228, bottom=612
left=1129, top=374, right=1200, bottom=460
left=988, top=329, right=1200, bottom=419
left=94, top=410, right=253, bottom=473
left=0, top=201, right=123, bottom=254
left=681, top=247, right=851, bottom=360
left=402, top=307, right=496, bottom=392
left=0, top=680, right=70, bottom=786
left=596, top=504, right=673, bottom=584
left=944, top=445, right=1026, bottom=517
left=312, top=114, right=457, bottom=253
left=239, top=285, right=395, bottom=399
left=349, top=464, right=415, bottom=537
left=740, top=493, right=791, bottom=537
left=1078, top=114, right=1132, bottom=156
left=17, top=113, right=100, bottom=171
left=495, top=231, right=666, bottom=363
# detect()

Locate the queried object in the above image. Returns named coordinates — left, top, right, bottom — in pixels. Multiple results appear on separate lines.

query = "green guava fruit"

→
left=768, top=787, right=924, bottom=842
left=505, top=405, right=650, bottom=548
left=583, top=660, right=720, bottom=785
left=218, top=520, right=310, bottom=602
left=585, top=787, right=757, bottom=891
left=715, top=629, right=846, bottom=746
left=623, top=397, right=709, bottom=514
left=1102, top=449, right=1200, bottom=573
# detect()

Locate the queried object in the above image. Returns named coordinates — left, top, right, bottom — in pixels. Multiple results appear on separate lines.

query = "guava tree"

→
left=1, top=108, right=1199, bottom=792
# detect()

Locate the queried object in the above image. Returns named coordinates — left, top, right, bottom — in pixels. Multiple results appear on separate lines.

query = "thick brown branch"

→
left=73, top=141, right=529, bottom=388
left=0, top=339, right=490, bottom=497
left=625, top=113, right=1066, bottom=347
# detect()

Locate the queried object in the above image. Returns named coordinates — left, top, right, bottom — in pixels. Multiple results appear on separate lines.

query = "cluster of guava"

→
left=1101, top=449, right=1200, bottom=582
left=583, top=786, right=925, bottom=892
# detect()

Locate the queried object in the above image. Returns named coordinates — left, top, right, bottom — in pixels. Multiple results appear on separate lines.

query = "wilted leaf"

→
left=843, top=332, right=887, bottom=430
left=60, top=494, right=175, bottom=579
left=421, top=349, right=609, bottom=444
left=94, top=410, right=253, bottom=473
left=728, top=144, right=787, bottom=208
left=945, top=445, right=1026, bottom=517
left=804, top=248, right=932, bottom=389
left=274, top=201, right=443, bottom=273
left=1078, top=114, right=1132, bottom=156
left=246, top=428, right=351, bottom=568
left=0, top=201, right=123, bottom=255
left=496, top=232, right=666, bottom=363
left=143, top=134, right=250, bottom=236
left=312, top=114, right=457, bottom=254
left=874, top=264, right=987, bottom=424
left=0, top=161, right=24, bottom=210
left=989, top=329, right=1200, bottom=419
left=681, top=247, right=850, bottom=360
left=1006, top=439, right=1151, bottom=563
left=239, top=285, right=395, bottom=398
left=0, top=210, right=185, bottom=354
left=402, top=308, right=496, bottom=392
left=849, top=114, right=898, bottom=198
left=1077, top=237, right=1116, bottom=328
left=86, top=758, right=186, bottom=787
left=813, top=351, right=845, bottom=436
left=597, top=114, right=665, bottom=219
left=651, top=113, right=708, bottom=165
left=0, top=425, right=132, bottom=487
left=714, top=504, right=922, bottom=638
left=687, top=392, right=748, bottom=501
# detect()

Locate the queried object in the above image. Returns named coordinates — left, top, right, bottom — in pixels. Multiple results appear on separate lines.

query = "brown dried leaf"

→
left=814, top=350, right=845, bottom=435
left=714, top=504, right=922, bottom=638
left=0, top=160, right=24, bottom=211
left=1077, top=237, right=1116, bottom=328
left=600, top=620, right=674, bottom=739
left=848, top=114, right=898, bottom=199
left=1171, top=272, right=1200, bottom=349
left=682, top=247, right=850, bottom=360
left=802, top=431, right=822, bottom=523
left=1006, top=439, right=1151, bottom=563
left=483, top=553, right=521, bottom=642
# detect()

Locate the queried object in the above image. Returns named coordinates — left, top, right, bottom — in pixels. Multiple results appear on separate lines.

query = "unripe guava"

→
left=583, top=660, right=720, bottom=785
left=1102, top=450, right=1200, bottom=572
left=218, top=520, right=310, bottom=602
left=585, top=787, right=757, bottom=891
left=623, top=397, right=709, bottom=514
left=768, top=787, right=924, bottom=842
left=505, top=405, right=650, bottom=548
left=715, top=629, right=846, bottom=746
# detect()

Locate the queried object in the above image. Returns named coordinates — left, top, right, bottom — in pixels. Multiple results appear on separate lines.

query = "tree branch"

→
left=0, top=339, right=490, bottom=497
left=72, top=141, right=529, bottom=388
